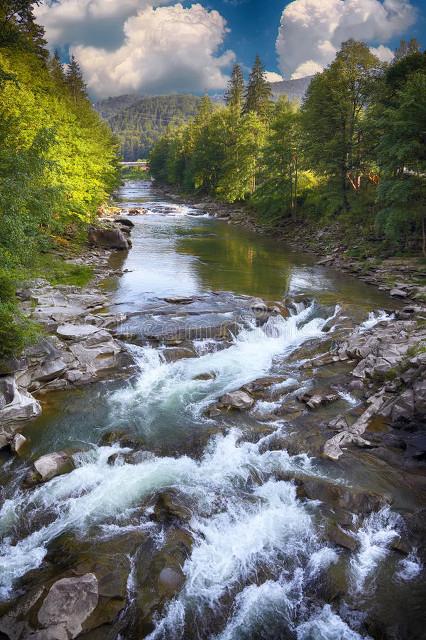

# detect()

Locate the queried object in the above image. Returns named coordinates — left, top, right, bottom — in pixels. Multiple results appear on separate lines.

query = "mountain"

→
left=95, top=94, right=201, bottom=161
left=269, top=76, right=313, bottom=102
left=95, top=77, right=313, bottom=160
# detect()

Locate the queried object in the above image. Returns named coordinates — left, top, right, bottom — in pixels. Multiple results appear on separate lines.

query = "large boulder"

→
left=56, top=324, right=100, bottom=341
left=219, top=390, right=255, bottom=411
left=37, top=574, right=99, bottom=639
left=0, top=376, right=41, bottom=424
left=33, top=451, right=75, bottom=482
left=88, top=226, right=130, bottom=251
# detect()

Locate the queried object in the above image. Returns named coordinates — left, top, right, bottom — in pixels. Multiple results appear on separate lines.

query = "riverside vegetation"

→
left=150, top=42, right=426, bottom=260
left=0, top=1, right=120, bottom=361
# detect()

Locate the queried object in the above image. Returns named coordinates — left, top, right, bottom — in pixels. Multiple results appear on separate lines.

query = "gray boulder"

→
left=220, top=390, right=255, bottom=410
left=37, top=574, right=98, bottom=639
left=0, top=377, right=41, bottom=424
left=33, top=452, right=75, bottom=482
left=56, top=324, right=100, bottom=341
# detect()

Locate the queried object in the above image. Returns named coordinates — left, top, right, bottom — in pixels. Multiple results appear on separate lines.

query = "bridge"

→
left=120, top=161, right=149, bottom=169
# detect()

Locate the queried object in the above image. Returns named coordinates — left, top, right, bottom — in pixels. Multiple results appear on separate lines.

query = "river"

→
left=0, top=180, right=424, bottom=639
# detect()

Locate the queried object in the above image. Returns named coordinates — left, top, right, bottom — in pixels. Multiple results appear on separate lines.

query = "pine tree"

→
left=65, top=55, right=88, bottom=103
left=0, top=0, right=47, bottom=58
left=244, top=55, right=272, bottom=118
left=225, top=64, right=244, bottom=111
left=49, top=50, right=66, bottom=87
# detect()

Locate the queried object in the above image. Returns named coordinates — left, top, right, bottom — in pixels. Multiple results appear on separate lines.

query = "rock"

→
left=0, top=377, right=41, bottom=424
left=163, top=296, right=195, bottom=305
left=391, top=390, right=415, bottom=422
left=64, top=369, right=83, bottom=383
left=33, top=452, right=75, bottom=482
left=327, top=523, right=358, bottom=551
left=158, top=567, right=185, bottom=595
left=301, top=477, right=387, bottom=514
left=57, top=324, right=100, bottom=341
left=153, top=490, right=192, bottom=523
left=414, top=378, right=426, bottom=415
left=219, top=390, right=255, bottom=410
left=349, top=379, right=364, bottom=391
left=37, top=574, right=98, bottom=639
left=162, top=347, right=196, bottom=363
left=11, top=433, right=27, bottom=455
left=33, top=358, right=67, bottom=383
left=88, top=226, right=130, bottom=251
left=114, top=217, right=134, bottom=228
left=390, top=288, right=408, bottom=298
left=69, top=338, right=121, bottom=374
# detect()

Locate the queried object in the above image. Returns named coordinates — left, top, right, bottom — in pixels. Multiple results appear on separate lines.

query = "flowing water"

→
left=0, top=181, right=424, bottom=639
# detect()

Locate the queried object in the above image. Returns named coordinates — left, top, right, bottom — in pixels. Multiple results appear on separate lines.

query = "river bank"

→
left=0, top=180, right=425, bottom=640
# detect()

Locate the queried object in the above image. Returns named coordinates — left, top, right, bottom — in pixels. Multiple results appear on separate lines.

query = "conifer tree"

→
left=65, top=55, right=88, bottom=103
left=49, top=49, right=66, bottom=87
left=0, top=1, right=47, bottom=58
left=244, top=55, right=272, bottom=118
left=225, top=64, right=245, bottom=111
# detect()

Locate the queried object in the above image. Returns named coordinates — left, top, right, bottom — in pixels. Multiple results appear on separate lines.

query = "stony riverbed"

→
left=0, top=180, right=425, bottom=640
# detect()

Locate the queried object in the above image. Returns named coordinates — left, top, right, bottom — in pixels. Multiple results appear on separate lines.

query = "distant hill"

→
left=95, top=94, right=201, bottom=161
left=95, top=77, right=312, bottom=160
left=269, top=76, right=313, bottom=102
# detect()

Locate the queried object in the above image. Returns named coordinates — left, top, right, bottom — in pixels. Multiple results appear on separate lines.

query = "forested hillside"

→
left=151, top=45, right=426, bottom=256
left=0, top=2, right=120, bottom=359
left=95, top=94, right=201, bottom=161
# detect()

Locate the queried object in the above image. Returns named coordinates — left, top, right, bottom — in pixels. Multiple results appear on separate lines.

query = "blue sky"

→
left=211, top=0, right=426, bottom=74
left=36, top=1, right=425, bottom=97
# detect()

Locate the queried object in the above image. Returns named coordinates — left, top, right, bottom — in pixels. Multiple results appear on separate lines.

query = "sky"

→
left=35, top=0, right=426, bottom=98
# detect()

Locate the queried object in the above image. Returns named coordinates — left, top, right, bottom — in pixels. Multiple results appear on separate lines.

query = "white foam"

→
left=395, top=551, right=422, bottom=582
left=359, top=311, right=394, bottom=332
left=296, top=604, right=368, bottom=639
left=350, top=507, right=401, bottom=595
left=112, top=304, right=333, bottom=424
left=0, top=430, right=312, bottom=598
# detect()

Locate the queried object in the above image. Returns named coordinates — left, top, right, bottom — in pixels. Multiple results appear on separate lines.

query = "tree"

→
left=65, top=55, right=88, bottom=104
left=0, top=1, right=47, bottom=58
left=254, top=98, right=305, bottom=221
left=301, top=40, right=382, bottom=212
left=225, top=64, right=245, bottom=111
left=48, top=49, right=66, bottom=86
left=394, top=38, right=421, bottom=61
left=376, top=70, right=426, bottom=254
left=244, top=55, right=272, bottom=119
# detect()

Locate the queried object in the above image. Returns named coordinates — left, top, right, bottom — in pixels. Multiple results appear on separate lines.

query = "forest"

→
left=0, top=1, right=120, bottom=359
left=96, top=94, right=201, bottom=161
left=150, top=42, right=426, bottom=257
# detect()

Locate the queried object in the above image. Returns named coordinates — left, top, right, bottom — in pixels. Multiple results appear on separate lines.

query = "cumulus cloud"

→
left=35, top=1, right=234, bottom=97
left=276, top=0, right=417, bottom=79
left=264, top=71, right=284, bottom=83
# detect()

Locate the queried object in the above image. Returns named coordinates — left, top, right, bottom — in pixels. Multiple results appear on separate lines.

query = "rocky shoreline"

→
left=0, top=217, right=136, bottom=447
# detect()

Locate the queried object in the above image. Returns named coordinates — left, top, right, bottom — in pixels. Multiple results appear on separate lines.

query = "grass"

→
left=34, top=254, right=93, bottom=287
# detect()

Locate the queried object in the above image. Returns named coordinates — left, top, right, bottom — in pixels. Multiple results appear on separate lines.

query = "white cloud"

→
left=264, top=71, right=284, bottom=83
left=35, top=1, right=234, bottom=97
left=276, top=0, right=416, bottom=79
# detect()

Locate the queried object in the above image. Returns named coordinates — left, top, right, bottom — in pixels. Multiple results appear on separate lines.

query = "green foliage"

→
left=244, top=55, right=272, bottom=119
left=97, top=94, right=201, bottom=161
left=301, top=40, right=382, bottom=213
left=0, top=11, right=120, bottom=357
left=150, top=40, right=426, bottom=256
left=225, top=64, right=245, bottom=111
